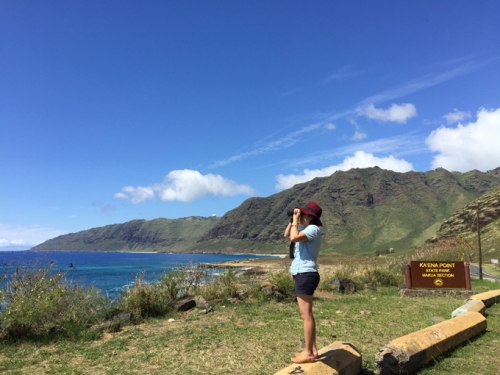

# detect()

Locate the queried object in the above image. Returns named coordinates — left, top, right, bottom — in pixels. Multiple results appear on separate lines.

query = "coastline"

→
left=202, top=254, right=291, bottom=273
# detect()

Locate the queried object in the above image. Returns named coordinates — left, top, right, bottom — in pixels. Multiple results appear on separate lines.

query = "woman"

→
left=284, top=201, right=323, bottom=364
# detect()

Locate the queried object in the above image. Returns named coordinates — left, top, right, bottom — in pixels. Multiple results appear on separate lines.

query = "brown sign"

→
left=410, top=261, right=466, bottom=289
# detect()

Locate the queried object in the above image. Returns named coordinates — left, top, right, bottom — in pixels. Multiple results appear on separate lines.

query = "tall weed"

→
left=116, top=271, right=174, bottom=320
left=196, top=268, right=240, bottom=301
left=269, top=270, right=294, bottom=297
left=117, top=264, right=209, bottom=320
left=318, top=262, right=403, bottom=291
left=363, top=266, right=402, bottom=286
left=0, top=264, right=110, bottom=339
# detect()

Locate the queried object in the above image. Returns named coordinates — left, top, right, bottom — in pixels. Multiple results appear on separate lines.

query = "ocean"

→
left=0, top=251, right=277, bottom=299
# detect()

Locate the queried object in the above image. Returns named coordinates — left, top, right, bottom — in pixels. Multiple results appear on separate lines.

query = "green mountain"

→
left=32, top=167, right=500, bottom=254
left=428, top=185, right=500, bottom=259
left=31, top=216, right=219, bottom=252
left=192, top=167, right=500, bottom=254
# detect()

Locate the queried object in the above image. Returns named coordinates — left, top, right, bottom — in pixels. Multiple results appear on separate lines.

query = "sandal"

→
left=291, top=353, right=315, bottom=364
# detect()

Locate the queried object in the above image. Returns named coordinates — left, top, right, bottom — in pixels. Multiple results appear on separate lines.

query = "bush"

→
left=159, top=268, right=188, bottom=301
left=0, top=264, right=110, bottom=339
left=317, top=263, right=403, bottom=291
left=332, top=263, right=361, bottom=280
left=317, top=278, right=335, bottom=292
left=363, top=266, right=402, bottom=287
left=116, top=272, right=175, bottom=320
left=117, top=264, right=210, bottom=320
left=197, top=268, right=240, bottom=301
left=269, top=270, right=294, bottom=298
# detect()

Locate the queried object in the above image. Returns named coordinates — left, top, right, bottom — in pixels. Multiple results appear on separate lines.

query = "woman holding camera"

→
left=284, top=201, right=323, bottom=364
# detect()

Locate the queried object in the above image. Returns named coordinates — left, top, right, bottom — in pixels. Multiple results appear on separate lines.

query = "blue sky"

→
left=1, top=1, right=500, bottom=249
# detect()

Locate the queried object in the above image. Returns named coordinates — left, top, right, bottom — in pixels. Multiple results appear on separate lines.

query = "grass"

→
left=480, top=263, right=500, bottom=277
left=1, top=277, right=499, bottom=374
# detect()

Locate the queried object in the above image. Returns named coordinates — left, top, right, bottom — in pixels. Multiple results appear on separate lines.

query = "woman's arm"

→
left=284, top=222, right=292, bottom=238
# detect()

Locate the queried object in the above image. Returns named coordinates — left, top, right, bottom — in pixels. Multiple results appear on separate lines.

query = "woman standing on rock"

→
left=284, top=201, right=323, bottom=364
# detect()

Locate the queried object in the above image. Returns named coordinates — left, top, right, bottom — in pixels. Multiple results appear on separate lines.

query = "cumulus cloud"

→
left=426, top=107, right=500, bottom=172
left=442, top=109, right=471, bottom=124
left=115, top=169, right=256, bottom=204
left=0, top=224, right=66, bottom=248
left=358, top=103, right=417, bottom=123
left=275, top=151, right=414, bottom=190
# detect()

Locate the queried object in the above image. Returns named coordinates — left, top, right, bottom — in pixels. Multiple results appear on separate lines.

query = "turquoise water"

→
left=0, top=251, right=275, bottom=299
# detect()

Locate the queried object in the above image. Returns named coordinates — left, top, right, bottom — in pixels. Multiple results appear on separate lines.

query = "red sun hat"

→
left=298, top=201, right=323, bottom=226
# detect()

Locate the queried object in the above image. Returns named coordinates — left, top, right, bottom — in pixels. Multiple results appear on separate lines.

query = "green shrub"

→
left=332, top=263, right=361, bottom=280
left=117, top=264, right=210, bottom=320
left=317, top=278, right=335, bottom=292
left=116, top=272, right=174, bottom=320
left=270, top=270, right=294, bottom=298
left=197, top=268, right=240, bottom=301
left=248, top=280, right=268, bottom=300
left=0, top=265, right=110, bottom=339
left=159, top=268, right=188, bottom=300
left=317, top=263, right=403, bottom=291
left=363, top=266, right=402, bottom=286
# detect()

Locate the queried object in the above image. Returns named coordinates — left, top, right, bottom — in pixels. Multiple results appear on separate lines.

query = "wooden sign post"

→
left=405, top=261, right=471, bottom=290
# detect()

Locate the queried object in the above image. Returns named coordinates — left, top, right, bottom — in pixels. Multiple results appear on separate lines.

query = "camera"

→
left=287, top=208, right=300, bottom=223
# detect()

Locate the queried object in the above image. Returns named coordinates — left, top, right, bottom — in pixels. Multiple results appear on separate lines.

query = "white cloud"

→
left=426, top=107, right=500, bottom=172
left=0, top=224, right=67, bottom=248
left=275, top=151, right=414, bottom=190
left=358, top=103, right=417, bottom=123
left=324, top=122, right=336, bottom=130
left=115, top=169, right=256, bottom=204
left=442, top=109, right=471, bottom=124
left=352, top=130, right=367, bottom=140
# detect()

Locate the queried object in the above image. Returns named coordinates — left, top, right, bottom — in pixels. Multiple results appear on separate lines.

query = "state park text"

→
left=419, top=262, right=457, bottom=278
left=408, top=261, right=468, bottom=289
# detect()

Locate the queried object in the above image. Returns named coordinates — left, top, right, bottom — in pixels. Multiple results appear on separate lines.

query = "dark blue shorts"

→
left=293, top=272, right=320, bottom=295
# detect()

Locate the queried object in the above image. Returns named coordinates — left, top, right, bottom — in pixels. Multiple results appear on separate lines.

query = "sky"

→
left=1, top=1, right=500, bottom=249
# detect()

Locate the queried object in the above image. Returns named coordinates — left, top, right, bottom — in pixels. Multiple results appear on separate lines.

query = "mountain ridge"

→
left=192, top=167, right=500, bottom=253
left=31, top=216, right=219, bottom=252
left=428, top=185, right=500, bottom=258
left=32, top=167, right=500, bottom=254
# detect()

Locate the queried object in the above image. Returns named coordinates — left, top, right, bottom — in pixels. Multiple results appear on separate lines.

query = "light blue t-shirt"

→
left=290, top=225, right=321, bottom=275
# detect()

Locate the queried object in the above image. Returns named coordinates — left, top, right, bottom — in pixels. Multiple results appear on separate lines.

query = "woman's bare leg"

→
left=296, top=294, right=317, bottom=358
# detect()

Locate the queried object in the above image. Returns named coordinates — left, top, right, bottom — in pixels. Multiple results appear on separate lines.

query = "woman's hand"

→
left=289, top=209, right=308, bottom=242
left=293, top=208, right=301, bottom=224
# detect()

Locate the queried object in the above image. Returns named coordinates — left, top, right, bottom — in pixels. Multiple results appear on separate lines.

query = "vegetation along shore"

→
left=2, top=238, right=500, bottom=374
